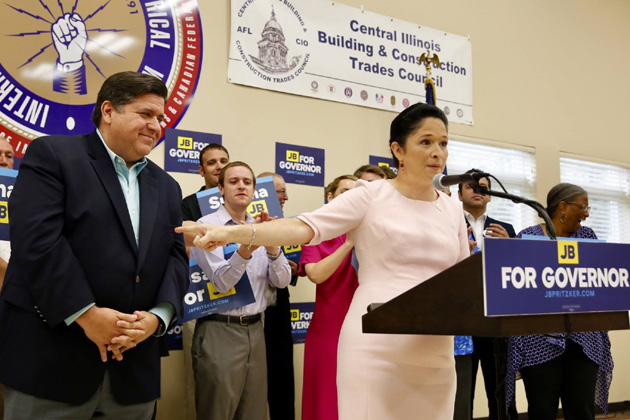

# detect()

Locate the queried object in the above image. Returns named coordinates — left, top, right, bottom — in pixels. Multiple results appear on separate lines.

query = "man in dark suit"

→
left=258, top=172, right=296, bottom=420
left=181, top=143, right=230, bottom=223
left=0, top=71, right=188, bottom=419
left=458, top=169, right=517, bottom=420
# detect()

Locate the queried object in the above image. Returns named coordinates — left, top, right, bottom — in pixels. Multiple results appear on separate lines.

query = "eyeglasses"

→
left=567, top=202, right=591, bottom=213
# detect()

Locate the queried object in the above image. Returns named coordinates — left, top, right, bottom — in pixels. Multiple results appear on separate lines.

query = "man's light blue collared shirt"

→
left=97, top=128, right=146, bottom=246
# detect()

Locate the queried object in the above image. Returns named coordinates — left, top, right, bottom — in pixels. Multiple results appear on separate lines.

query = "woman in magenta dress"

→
left=299, top=175, right=359, bottom=420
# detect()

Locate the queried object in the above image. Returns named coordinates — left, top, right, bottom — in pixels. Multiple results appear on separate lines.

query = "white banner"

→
left=228, top=0, right=473, bottom=124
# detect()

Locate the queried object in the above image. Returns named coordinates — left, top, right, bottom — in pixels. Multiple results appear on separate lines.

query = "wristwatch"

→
left=153, top=317, right=168, bottom=337
left=267, top=249, right=282, bottom=260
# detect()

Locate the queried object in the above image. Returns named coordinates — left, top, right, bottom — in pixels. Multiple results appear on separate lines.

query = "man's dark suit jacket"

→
left=466, top=214, right=517, bottom=419
left=181, top=186, right=205, bottom=222
left=467, top=216, right=517, bottom=240
left=0, top=131, right=188, bottom=405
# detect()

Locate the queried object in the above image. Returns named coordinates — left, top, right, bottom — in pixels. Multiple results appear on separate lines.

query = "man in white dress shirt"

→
left=190, top=162, right=291, bottom=420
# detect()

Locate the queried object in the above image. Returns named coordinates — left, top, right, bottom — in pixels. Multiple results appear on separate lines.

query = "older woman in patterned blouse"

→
left=506, top=183, right=613, bottom=420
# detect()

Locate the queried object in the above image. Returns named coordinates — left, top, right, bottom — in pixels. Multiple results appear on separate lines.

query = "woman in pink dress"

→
left=179, top=103, right=469, bottom=420
left=299, top=175, right=359, bottom=420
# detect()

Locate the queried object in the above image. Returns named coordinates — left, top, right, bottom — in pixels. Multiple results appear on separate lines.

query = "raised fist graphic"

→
left=52, top=13, right=88, bottom=94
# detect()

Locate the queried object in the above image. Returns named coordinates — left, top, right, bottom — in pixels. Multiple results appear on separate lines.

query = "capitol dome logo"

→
left=234, top=1, right=310, bottom=84
left=249, top=8, right=301, bottom=74
left=0, top=0, right=203, bottom=158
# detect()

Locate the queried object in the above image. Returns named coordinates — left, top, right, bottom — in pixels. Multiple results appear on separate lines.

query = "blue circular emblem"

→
left=0, top=0, right=203, bottom=158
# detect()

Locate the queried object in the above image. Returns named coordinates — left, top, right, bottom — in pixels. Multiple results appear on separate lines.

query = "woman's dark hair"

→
left=546, top=183, right=587, bottom=218
left=389, top=103, right=448, bottom=168
left=218, top=161, right=256, bottom=188
left=92, top=71, right=168, bottom=127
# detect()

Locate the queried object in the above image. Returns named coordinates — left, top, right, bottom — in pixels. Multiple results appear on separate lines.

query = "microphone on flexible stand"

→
left=432, top=171, right=490, bottom=190
left=437, top=171, right=557, bottom=239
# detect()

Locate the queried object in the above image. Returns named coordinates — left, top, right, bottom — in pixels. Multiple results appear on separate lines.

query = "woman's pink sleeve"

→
left=297, top=180, right=371, bottom=246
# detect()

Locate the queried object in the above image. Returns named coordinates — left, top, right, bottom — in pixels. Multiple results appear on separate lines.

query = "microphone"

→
left=432, top=171, right=489, bottom=190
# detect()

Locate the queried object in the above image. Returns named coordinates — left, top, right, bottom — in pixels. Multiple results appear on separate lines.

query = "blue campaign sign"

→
left=165, top=324, right=183, bottom=351
left=164, top=128, right=222, bottom=174
left=196, top=187, right=222, bottom=217
left=196, top=176, right=283, bottom=218
left=0, top=168, right=18, bottom=241
left=276, top=142, right=325, bottom=187
left=290, top=301, right=315, bottom=344
left=180, top=258, right=256, bottom=323
left=283, top=244, right=302, bottom=268
left=369, top=155, right=398, bottom=175
left=483, top=238, right=630, bottom=316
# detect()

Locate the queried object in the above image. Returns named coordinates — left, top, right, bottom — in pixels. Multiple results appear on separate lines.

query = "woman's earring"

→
left=400, top=160, right=405, bottom=170
left=560, top=214, right=568, bottom=223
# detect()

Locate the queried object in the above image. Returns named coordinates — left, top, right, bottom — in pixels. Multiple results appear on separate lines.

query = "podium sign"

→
left=484, top=238, right=630, bottom=317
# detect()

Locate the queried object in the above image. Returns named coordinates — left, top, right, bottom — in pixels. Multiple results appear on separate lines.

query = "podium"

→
left=362, top=252, right=629, bottom=419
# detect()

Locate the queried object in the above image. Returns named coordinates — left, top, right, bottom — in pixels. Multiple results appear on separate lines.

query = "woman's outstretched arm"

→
left=176, top=217, right=315, bottom=251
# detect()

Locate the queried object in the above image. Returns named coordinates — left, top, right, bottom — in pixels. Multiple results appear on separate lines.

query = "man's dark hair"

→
left=218, top=161, right=256, bottom=188
left=92, top=71, right=168, bottom=127
left=458, top=168, right=491, bottom=191
left=381, top=166, right=397, bottom=179
left=353, top=164, right=386, bottom=180
left=199, top=143, right=230, bottom=166
left=389, top=103, right=448, bottom=168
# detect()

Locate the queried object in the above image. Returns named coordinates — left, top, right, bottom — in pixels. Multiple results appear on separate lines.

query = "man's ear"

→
left=100, top=101, right=115, bottom=125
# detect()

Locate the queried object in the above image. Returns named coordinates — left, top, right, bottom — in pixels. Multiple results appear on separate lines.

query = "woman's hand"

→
left=175, top=223, right=230, bottom=251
